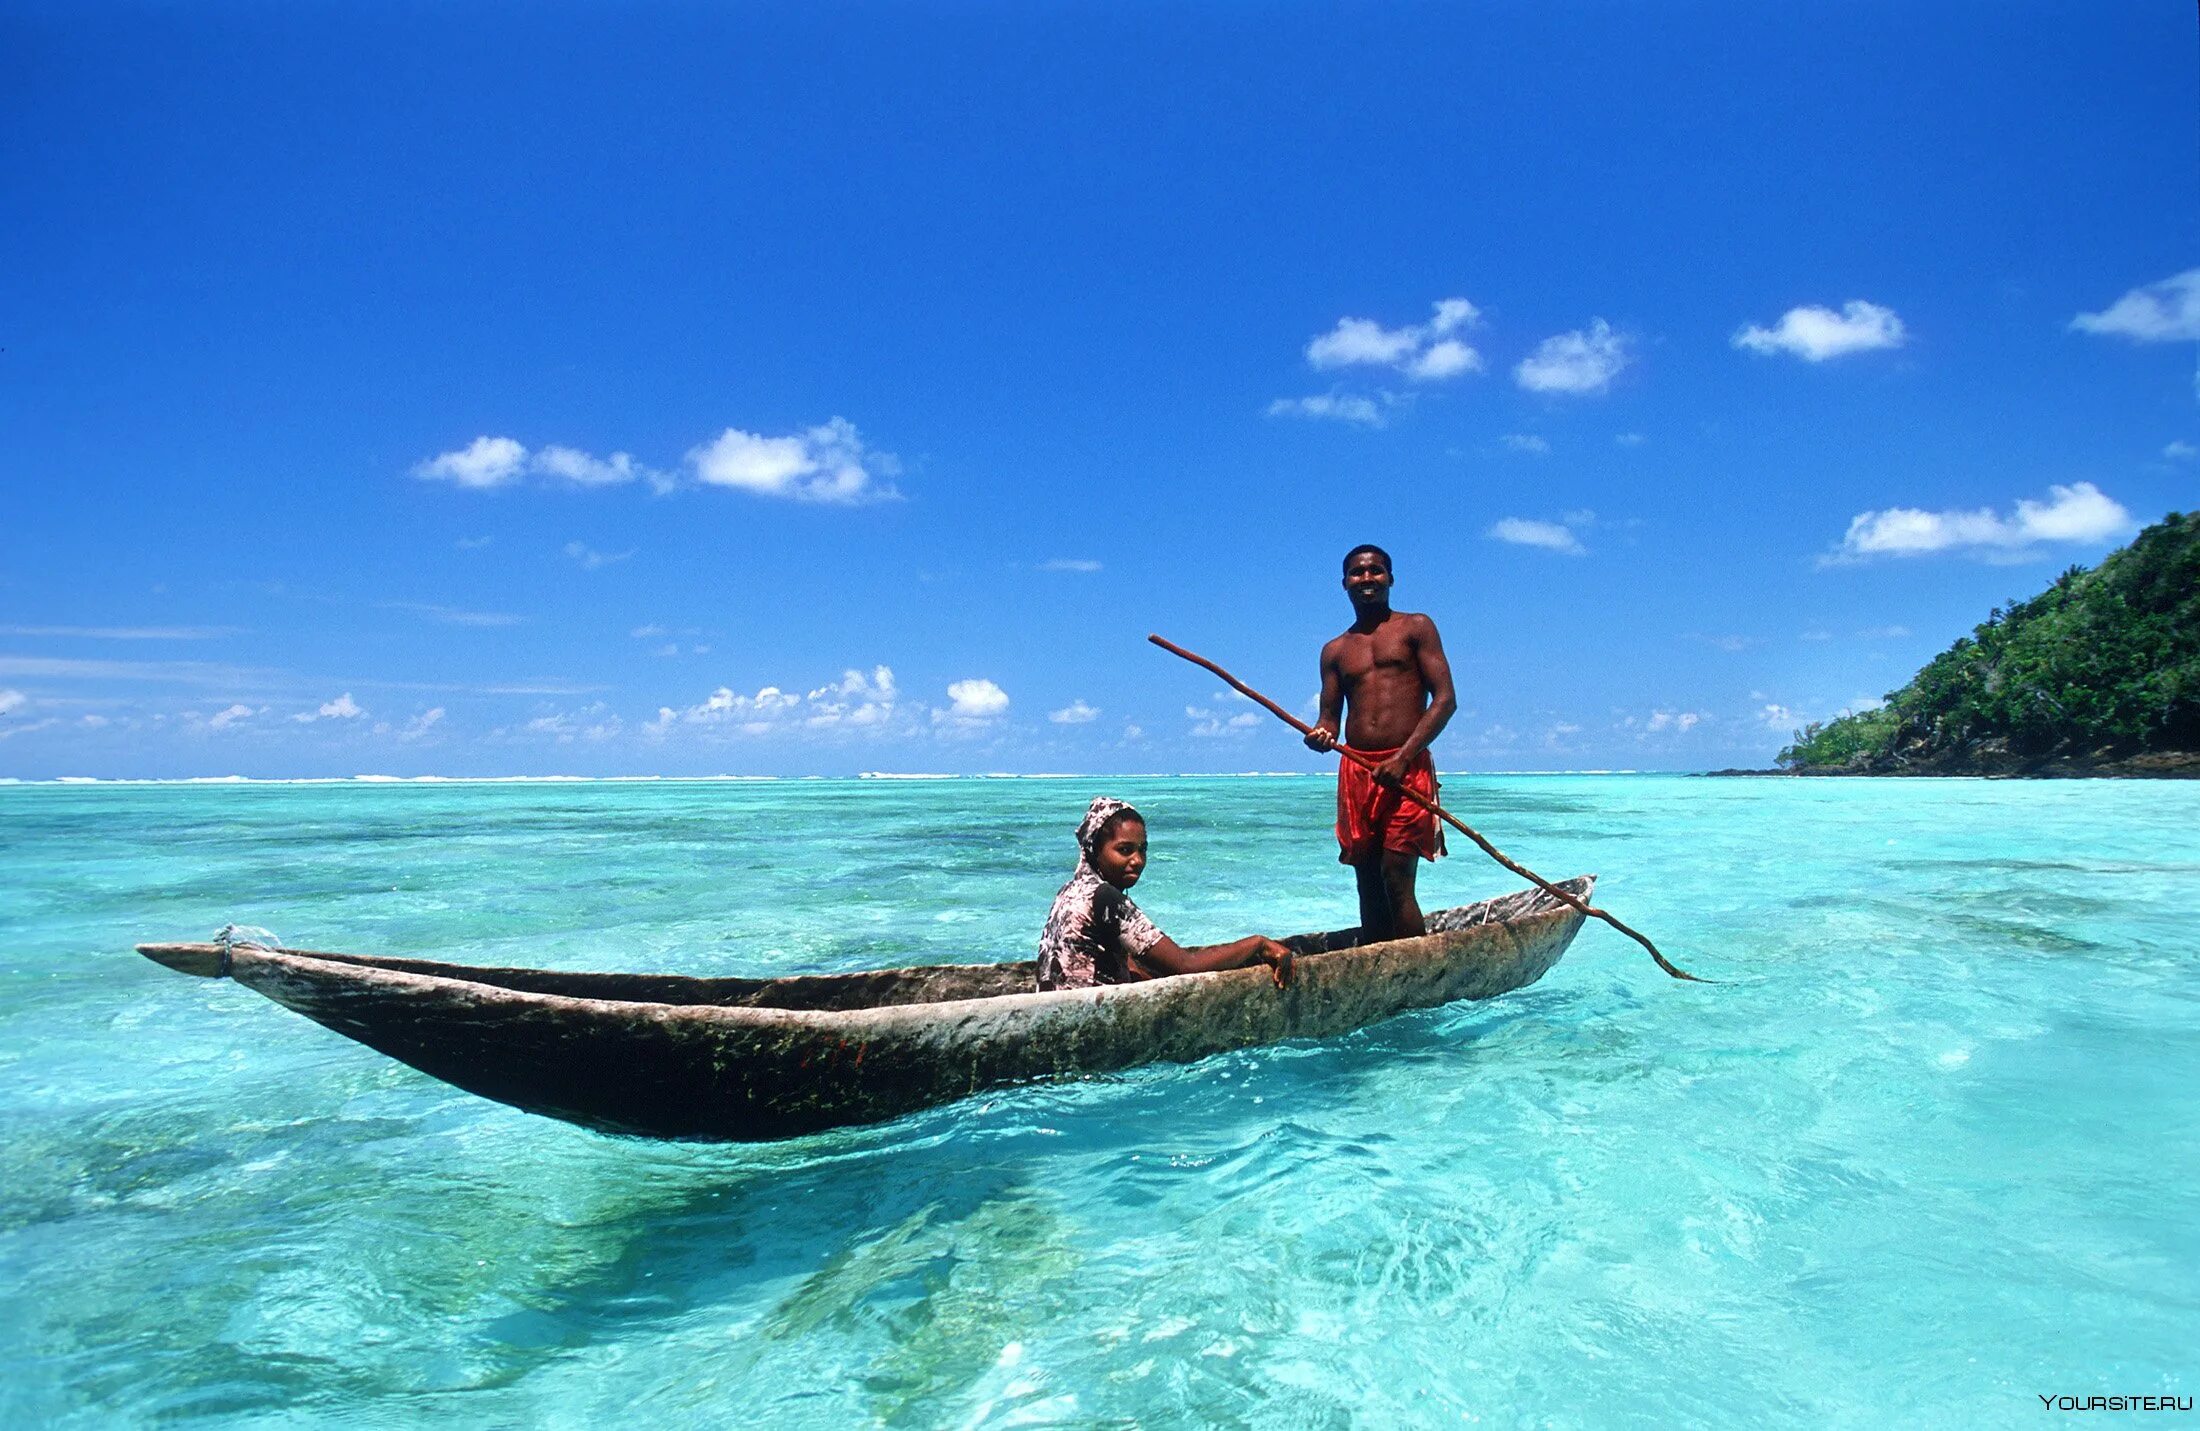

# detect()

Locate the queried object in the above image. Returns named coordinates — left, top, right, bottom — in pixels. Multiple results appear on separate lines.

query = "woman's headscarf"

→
left=1074, top=796, right=1142, bottom=872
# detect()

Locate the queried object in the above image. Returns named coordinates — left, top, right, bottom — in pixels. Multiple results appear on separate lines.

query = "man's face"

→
left=1343, top=554, right=1393, bottom=609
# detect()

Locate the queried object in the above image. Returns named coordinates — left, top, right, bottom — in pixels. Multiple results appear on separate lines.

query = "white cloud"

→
left=1307, top=316, right=1420, bottom=369
left=944, top=678, right=1010, bottom=720
left=532, top=446, right=640, bottom=486
left=467, top=680, right=608, bottom=696
left=649, top=666, right=902, bottom=739
left=1856, top=625, right=1911, bottom=640
left=293, top=692, right=364, bottom=723
left=2010, top=484, right=2133, bottom=543
left=456, top=535, right=494, bottom=551
left=0, top=655, right=270, bottom=685
left=1303, top=298, right=1483, bottom=382
left=657, top=685, right=797, bottom=735
left=0, top=717, right=57, bottom=740
left=1734, top=300, right=1906, bottom=361
left=1040, top=559, right=1103, bottom=573
left=2165, top=441, right=2197, bottom=461
left=1646, top=710, right=1703, bottom=733
left=1515, top=319, right=1630, bottom=395
left=687, top=417, right=895, bottom=504
left=1827, top=481, right=2133, bottom=563
left=646, top=667, right=1012, bottom=740
left=1487, top=517, right=1585, bottom=555
left=809, top=667, right=902, bottom=728
left=0, top=624, right=239, bottom=640
left=206, top=703, right=259, bottom=729
left=79, top=714, right=109, bottom=728
left=523, top=705, right=624, bottom=743
left=1408, top=340, right=1480, bottom=380
left=2071, top=269, right=2200, bottom=342
left=1188, top=704, right=1262, bottom=737
left=0, top=688, right=25, bottom=715
left=400, top=707, right=445, bottom=741
left=1615, top=432, right=1647, bottom=447
left=1430, top=298, right=1480, bottom=334
left=1266, top=392, right=1389, bottom=427
left=1049, top=699, right=1100, bottom=724
left=1502, top=434, right=1550, bottom=455
left=1760, top=703, right=1797, bottom=731
left=563, top=541, right=633, bottom=571
left=380, top=601, right=523, bottom=627
left=631, top=624, right=666, bottom=638
left=415, top=436, right=529, bottom=489
left=416, top=424, right=881, bottom=501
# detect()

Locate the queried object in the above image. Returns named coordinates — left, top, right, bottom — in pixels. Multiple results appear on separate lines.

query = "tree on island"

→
left=1779, top=512, right=2199, bottom=775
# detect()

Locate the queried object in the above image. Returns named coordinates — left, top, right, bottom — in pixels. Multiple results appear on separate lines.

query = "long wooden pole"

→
left=1148, top=634, right=1706, bottom=982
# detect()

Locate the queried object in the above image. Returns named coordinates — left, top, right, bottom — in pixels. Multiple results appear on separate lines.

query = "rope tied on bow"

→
left=210, top=924, right=281, bottom=978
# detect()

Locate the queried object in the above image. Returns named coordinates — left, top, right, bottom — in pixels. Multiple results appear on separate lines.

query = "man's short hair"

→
left=1342, top=543, right=1393, bottom=574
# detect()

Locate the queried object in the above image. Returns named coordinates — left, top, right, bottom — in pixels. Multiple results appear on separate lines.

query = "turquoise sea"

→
left=1, top=775, right=2193, bottom=1426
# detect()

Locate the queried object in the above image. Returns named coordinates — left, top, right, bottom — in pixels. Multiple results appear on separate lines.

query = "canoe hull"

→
left=140, top=877, right=1593, bottom=1141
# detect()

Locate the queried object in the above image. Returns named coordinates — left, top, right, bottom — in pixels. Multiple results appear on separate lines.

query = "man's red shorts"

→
left=1335, top=747, right=1445, bottom=865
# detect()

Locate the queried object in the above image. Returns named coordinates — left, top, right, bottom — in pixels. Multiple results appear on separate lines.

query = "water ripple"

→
left=1, top=776, right=2194, bottom=1424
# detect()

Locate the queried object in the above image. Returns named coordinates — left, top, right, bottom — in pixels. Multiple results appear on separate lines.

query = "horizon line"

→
left=0, top=768, right=1696, bottom=788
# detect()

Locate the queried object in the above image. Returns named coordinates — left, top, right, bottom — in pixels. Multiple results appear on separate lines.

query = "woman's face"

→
left=1090, top=817, right=1148, bottom=890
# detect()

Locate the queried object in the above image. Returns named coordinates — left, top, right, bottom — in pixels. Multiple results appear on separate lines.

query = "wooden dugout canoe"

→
left=136, top=875, right=1594, bottom=1142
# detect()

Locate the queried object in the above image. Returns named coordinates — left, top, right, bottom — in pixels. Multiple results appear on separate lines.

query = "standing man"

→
left=1304, top=544, right=1459, bottom=942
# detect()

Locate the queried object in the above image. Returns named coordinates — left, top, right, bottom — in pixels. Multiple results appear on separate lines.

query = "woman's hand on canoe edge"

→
left=1254, top=937, right=1295, bottom=988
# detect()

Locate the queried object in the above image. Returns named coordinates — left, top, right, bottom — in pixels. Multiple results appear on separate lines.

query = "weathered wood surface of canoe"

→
left=137, top=875, right=1594, bottom=1141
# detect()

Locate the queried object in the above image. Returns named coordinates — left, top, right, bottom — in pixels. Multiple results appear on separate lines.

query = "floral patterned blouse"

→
left=1035, top=864, right=1166, bottom=990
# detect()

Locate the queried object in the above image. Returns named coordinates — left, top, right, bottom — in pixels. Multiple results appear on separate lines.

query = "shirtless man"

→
left=1303, top=544, right=1459, bottom=943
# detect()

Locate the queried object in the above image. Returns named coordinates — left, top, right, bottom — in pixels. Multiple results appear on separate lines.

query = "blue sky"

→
left=3, top=1, right=2195, bottom=778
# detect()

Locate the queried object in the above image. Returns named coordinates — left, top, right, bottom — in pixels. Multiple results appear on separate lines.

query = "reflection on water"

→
left=2, top=776, right=2195, bottom=1424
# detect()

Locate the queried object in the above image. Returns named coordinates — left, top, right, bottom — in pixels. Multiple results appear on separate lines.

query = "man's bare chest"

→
left=1336, top=630, right=1419, bottom=681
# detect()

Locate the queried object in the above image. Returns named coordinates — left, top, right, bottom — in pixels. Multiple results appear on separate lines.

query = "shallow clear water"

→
left=2, top=776, right=2193, bottom=1426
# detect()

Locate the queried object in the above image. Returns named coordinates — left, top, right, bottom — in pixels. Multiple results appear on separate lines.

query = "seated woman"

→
left=1036, top=796, right=1294, bottom=991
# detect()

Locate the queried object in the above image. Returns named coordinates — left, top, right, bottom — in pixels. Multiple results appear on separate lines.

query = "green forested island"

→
left=1777, top=511, right=2199, bottom=777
